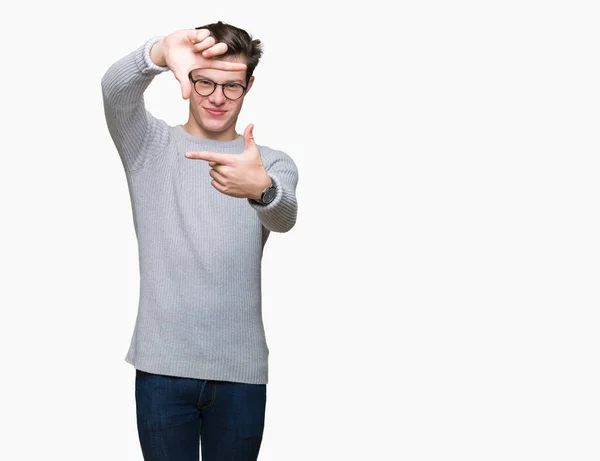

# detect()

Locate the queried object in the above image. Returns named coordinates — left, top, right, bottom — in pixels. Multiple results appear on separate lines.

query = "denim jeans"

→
left=135, top=369, right=267, bottom=461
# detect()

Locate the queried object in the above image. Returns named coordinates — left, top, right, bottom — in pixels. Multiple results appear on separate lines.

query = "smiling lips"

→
left=204, top=107, right=227, bottom=117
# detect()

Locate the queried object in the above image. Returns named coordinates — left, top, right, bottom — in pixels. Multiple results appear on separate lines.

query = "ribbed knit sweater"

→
left=101, top=37, right=298, bottom=385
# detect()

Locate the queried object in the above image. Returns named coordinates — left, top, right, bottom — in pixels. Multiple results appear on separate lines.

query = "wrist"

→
left=251, top=176, right=273, bottom=202
left=150, top=39, right=167, bottom=67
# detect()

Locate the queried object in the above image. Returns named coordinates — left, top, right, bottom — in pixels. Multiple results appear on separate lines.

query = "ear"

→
left=245, top=75, right=255, bottom=93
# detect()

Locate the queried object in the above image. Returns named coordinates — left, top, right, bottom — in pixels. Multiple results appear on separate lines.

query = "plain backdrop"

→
left=0, top=1, right=598, bottom=460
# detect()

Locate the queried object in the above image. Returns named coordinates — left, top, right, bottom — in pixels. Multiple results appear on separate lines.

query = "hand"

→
left=184, top=124, right=272, bottom=200
left=151, top=29, right=247, bottom=100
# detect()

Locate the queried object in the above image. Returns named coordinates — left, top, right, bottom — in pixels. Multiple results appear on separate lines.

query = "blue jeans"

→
left=135, top=369, right=267, bottom=461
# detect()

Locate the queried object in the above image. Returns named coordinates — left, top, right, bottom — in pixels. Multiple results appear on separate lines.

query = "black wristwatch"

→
left=257, top=180, right=276, bottom=205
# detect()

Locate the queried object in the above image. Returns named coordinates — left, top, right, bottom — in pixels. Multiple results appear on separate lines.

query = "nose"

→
left=208, top=85, right=226, bottom=105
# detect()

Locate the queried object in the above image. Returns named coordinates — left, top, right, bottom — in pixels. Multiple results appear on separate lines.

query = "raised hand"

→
left=151, top=29, right=247, bottom=100
left=184, top=124, right=272, bottom=200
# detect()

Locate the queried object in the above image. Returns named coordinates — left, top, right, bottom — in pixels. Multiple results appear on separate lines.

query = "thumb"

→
left=244, top=123, right=257, bottom=152
left=180, top=79, right=191, bottom=100
left=173, top=70, right=192, bottom=100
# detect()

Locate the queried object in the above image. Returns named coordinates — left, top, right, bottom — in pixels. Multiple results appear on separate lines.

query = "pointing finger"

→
left=206, top=57, right=248, bottom=72
left=185, top=151, right=230, bottom=163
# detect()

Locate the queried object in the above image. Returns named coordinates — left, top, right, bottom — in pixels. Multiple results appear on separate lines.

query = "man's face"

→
left=188, top=56, right=254, bottom=138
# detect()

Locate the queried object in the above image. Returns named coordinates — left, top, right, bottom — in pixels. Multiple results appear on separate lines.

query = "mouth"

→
left=204, top=107, right=227, bottom=117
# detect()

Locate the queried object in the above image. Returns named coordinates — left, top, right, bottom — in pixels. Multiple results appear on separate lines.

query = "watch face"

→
left=263, top=187, right=276, bottom=204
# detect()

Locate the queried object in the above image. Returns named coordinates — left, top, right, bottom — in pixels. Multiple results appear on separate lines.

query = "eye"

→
left=198, top=79, right=214, bottom=87
left=225, top=83, right=241, bottom=89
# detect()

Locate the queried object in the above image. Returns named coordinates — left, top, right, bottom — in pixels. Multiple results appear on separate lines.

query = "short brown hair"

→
left=195, top=21, right=263, bottom=85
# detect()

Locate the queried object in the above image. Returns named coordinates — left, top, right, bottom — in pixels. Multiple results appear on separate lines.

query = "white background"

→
left=0, top=0, right=598, bottom=460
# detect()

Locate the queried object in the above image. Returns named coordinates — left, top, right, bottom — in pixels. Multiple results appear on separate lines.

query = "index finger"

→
left=205, top=58, right=247, bottom=72
left=184, top=151, right=231, bottom=163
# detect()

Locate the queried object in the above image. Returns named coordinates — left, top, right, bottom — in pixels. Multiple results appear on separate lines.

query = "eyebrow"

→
left=192, top=73, right=245, bottom=84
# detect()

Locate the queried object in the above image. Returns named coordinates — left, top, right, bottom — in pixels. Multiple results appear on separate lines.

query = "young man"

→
left=101, top=22, right=299, bottom=461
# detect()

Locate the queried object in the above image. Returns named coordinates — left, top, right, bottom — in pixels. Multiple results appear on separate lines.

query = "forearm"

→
left=101, top=37, right=168, bottom=108
left=101, top=37, right=171, bottom=172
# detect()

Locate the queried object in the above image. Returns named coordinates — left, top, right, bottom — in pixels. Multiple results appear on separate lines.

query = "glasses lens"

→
left=195, top=80, right=215, bottom=96
left=223, top=84, right=245, bottom=100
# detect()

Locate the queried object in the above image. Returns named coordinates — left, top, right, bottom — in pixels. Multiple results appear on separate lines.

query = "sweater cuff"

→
left=135, top=36, right=170, bottom=74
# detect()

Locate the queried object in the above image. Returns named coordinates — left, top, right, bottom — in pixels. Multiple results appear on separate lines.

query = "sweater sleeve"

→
left=101, top=37, right=171, bottom=172
left=248, top=149, right=299, bottom=233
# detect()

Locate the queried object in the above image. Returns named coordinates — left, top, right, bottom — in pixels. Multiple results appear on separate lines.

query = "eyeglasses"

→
left=188, top=72, right=247, bottom=101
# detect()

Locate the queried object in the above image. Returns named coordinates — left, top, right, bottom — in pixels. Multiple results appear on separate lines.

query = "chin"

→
left=201, top=122, right=228, bottom=133
left=200, top=116, right=233, bottom=130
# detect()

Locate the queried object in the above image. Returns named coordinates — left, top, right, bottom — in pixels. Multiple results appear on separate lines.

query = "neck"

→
left=183, top=119, right=238, bottom=141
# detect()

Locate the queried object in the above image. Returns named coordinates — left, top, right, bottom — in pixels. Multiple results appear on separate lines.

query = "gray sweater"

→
left=101, top=37, right=298, bottom=385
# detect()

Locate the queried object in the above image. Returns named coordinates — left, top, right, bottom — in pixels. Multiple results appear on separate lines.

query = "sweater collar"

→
left=174, top=125, right=245, bottom=150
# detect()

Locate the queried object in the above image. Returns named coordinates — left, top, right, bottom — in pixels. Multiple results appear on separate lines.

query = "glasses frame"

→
left=188, top=72, right=248, bottom=101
